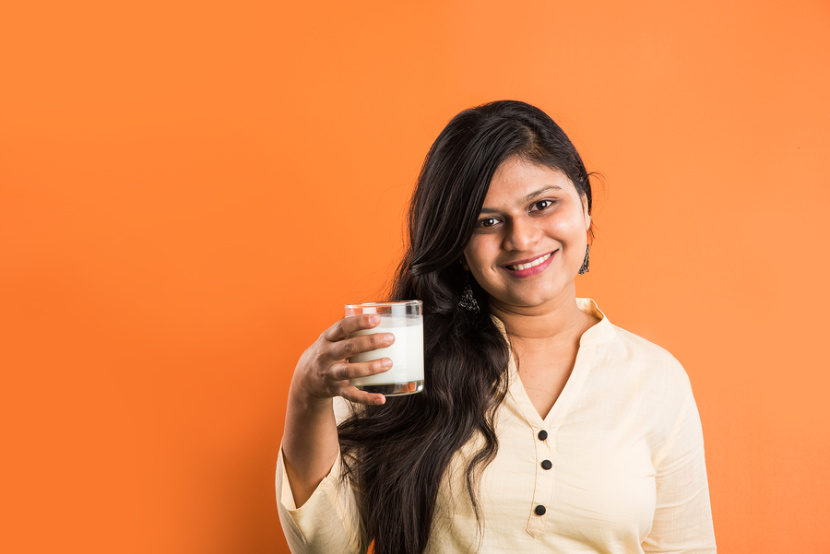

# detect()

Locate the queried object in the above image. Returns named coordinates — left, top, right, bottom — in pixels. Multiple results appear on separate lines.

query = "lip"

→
left=501, top=250, right=556, bottom=278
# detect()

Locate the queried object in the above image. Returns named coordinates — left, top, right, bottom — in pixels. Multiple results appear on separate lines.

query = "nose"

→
left=504, top=217, right=540, bottom=252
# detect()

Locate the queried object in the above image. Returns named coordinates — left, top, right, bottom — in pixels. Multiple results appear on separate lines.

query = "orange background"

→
left=2, top=0, right=829, bottom=552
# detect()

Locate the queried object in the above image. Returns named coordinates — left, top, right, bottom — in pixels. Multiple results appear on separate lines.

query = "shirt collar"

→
left=489, top=298, right=614, bottom=346
left=575, top=298, right=615, bottom=345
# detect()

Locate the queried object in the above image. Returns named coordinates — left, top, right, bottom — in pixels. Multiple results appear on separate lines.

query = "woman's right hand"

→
left=291, top=314, right=395, bottom=406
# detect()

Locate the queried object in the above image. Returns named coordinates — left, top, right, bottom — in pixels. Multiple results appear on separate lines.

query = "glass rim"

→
left=344, top=300, right=422, bottom=309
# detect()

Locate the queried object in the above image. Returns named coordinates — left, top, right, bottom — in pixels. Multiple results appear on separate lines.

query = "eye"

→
left=476, top=216, right=500, bottom=228
left=531, top=199, right=557, bottom=212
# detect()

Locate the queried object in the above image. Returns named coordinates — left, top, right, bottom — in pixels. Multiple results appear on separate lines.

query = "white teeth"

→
left=508, top=252, right=552, bottom=271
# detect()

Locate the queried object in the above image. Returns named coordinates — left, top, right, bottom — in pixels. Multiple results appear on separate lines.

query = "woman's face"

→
left=462, top=157, right=591, bottom=313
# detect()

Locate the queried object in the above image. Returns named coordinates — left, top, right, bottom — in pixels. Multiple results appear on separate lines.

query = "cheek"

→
left=548, top=216, right=587, bottom=238
left=463, top=240, right=497, bottom=274
left=464, top=251, right=483, bottom=272
left=462, top=243, right=481, bottom=272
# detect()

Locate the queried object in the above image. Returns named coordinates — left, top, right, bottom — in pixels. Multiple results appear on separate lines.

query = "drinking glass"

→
left=345, top=300, right=424, bottom=396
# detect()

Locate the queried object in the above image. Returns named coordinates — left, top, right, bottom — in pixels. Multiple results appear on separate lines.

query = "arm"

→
left=280, top=387, right=341, bottom=508
left=643, top=391, right=716, bottom=553
left=277, top=314, right=393, bottom=552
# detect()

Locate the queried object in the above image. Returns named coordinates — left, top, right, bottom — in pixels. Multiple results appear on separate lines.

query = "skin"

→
left=463, top=156, right=599, bottom=418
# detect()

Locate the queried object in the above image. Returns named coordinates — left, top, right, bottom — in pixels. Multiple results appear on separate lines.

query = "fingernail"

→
left=384, top=333, right=395, bottom=343
left=369, top=315, right=380, bottom=325
left=381, top=358, right=392, bottom=368
left=375, top=395, right=386, bottom=405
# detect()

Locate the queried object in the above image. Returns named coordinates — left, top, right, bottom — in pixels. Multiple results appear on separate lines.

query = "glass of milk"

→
left=345, top=300, right=424, bottom=396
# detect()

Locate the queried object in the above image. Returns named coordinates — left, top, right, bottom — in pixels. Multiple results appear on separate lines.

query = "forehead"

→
left=482, top=158, right=578, bottom=206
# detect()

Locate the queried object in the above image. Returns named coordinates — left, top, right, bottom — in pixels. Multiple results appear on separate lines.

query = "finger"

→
left=326, top=359, right=392, bottom=382
left=329, top=358, right=392, bottom=381
left=338, top=384, right=387, bottom=406
left=326, top=362, right=353, bottom=382
left=323, top=314, right=382, bottom=342
left=332, top=332, right=395, bottom=360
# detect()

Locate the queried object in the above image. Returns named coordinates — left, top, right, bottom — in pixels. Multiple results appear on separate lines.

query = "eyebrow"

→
left=479, top=186, right=563, bottom=214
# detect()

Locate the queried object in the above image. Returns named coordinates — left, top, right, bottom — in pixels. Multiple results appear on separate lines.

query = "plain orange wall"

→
left=2, top=0, right=829, bottom=552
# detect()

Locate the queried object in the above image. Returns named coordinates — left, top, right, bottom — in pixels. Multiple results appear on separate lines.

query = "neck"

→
left=490, top=295, right=587, bottom=344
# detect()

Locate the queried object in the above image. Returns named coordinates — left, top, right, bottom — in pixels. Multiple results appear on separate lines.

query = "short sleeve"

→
left=642, top=390, right=716, bottom=553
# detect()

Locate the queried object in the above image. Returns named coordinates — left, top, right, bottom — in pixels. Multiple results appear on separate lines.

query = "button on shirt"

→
left=276, top=299, right=716, bottom=553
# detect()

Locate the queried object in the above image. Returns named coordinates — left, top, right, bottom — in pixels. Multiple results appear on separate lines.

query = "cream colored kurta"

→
left=277, top=299, right=716, bottom=553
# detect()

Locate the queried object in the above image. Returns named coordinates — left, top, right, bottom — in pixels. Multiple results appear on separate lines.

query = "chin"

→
left=511, top=284, right=573, bottom=307
left=503, top=293, right=555, bottom=310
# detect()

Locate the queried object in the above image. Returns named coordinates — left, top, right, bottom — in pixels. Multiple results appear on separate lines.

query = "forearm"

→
left=281, top=381, right=341, bottom=508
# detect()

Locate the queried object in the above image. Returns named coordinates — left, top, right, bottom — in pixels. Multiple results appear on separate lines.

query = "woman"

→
left=277, top=100, right=716, bottom=553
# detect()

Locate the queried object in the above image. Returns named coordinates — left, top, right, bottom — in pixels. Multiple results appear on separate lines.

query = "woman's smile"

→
left=502, top=250, right=556, bottom=277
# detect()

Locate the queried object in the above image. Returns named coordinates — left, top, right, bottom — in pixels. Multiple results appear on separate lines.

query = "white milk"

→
left=349, top=315, right=424, bottom=387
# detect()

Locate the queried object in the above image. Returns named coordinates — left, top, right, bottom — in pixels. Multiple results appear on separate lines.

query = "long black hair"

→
left=337, top=100, right=593, bottom=554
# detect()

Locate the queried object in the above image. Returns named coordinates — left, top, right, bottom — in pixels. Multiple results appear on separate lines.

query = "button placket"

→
left=527, top=429, right=555, bottom=537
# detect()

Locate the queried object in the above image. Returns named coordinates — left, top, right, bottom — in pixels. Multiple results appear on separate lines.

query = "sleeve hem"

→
left=277, top=444, right=343, bottom=513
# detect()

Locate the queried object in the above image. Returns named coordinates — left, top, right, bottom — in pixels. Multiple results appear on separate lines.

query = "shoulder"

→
left=596, top=324, right=701, bottom=453
left=604, top=322, right=693, bottom=399
left=577, top=298, right=692, bottom=396
left=611, top=324, right=684, bottom=369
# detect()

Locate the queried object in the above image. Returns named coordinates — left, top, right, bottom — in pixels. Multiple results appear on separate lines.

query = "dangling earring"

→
left=459, top=272, right=480, bottom=313
left=578, top=244, right=590, bottom=275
